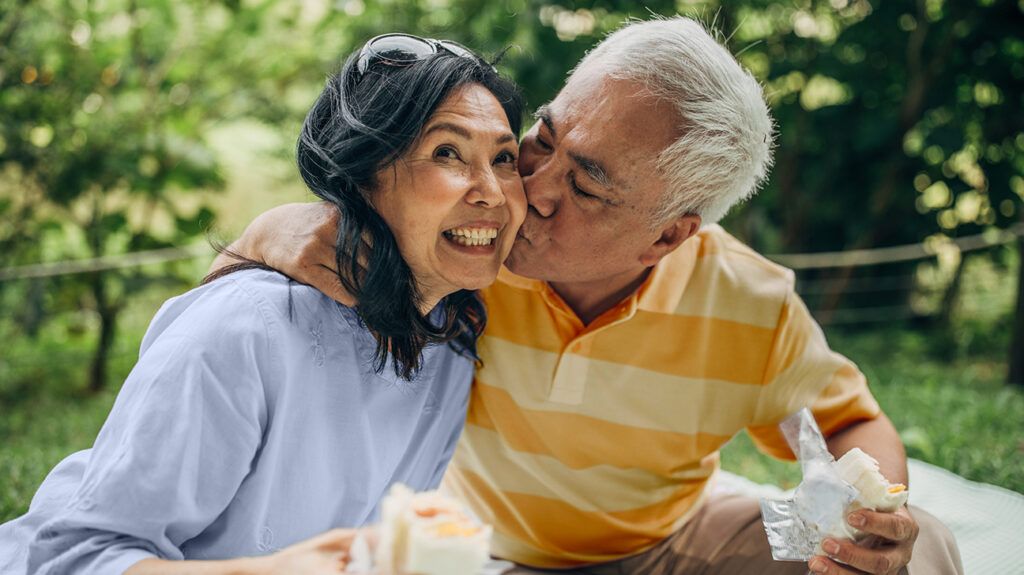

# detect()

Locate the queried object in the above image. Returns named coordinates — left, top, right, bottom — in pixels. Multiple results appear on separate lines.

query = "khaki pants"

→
left=504, top=493, right=963, bottom=575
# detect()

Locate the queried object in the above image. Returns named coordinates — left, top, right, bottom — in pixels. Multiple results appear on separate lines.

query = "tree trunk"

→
left=939, top=253, right=967, bottom=328
left=88, top=273, right=119, bottom=393
left=1009, top=234, right=1024, bottom=386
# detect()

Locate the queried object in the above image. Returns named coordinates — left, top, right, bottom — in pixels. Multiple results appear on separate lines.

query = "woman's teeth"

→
left=444, top=227, right=498, bottom=247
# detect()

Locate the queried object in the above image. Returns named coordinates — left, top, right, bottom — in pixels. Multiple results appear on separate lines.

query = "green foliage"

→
left=0, top=0, right=297, bottom=389
left=714, top=0, right=1024, bottom=252
left=720, top=329, right=1024, bottom=493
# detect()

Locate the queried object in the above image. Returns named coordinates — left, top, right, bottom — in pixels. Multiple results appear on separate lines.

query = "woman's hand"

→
left=258, top=528, right=360, bottom=574
left=211, top=202, right=356, bottom=305
left=808, top=506, right=920, bottom=574
left=126, top=528, right=359, bottom=575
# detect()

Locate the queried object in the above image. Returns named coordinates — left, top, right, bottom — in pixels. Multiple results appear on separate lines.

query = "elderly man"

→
left=221, top=17, right=962, bottom=575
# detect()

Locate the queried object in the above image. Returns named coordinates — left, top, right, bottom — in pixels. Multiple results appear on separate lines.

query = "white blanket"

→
left=716, top=459, right=1024, bottom=575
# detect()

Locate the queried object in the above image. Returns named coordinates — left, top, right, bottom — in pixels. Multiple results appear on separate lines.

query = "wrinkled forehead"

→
left=548, top=70, right=681, bottom=198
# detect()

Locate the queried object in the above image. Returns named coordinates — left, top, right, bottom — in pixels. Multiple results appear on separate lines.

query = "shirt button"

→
left=258, top=526, right=274, bottom=551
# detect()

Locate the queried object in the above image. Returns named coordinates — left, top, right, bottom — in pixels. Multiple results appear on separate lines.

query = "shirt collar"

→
left=496, top=228, right=704, bottom=323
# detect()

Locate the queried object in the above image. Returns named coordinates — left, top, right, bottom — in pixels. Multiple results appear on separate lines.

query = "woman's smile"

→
left=373, top=83, right=526, bottom=306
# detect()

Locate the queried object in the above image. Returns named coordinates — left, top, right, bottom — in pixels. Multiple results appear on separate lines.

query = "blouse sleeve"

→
left=26, top=278, right=275, bottom=574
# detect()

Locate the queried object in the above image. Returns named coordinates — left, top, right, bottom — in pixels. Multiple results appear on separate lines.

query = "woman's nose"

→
left=466, top=165, right=506, bottom=208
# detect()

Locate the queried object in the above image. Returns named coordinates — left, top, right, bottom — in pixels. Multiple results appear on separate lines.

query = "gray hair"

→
left=574, top=16, right=775, bottom=225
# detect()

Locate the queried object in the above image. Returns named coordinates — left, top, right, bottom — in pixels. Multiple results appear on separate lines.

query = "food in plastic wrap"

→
left=760, top=409, right=909, bottom=562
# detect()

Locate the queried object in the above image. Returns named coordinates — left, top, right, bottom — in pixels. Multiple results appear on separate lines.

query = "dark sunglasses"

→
left=355, top=33, right=494, bottom=80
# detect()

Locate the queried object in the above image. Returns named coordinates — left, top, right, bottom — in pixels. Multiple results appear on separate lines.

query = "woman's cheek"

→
left=423, top=167, right=471, bottom=204
left=506, top=176, right=527, bottom=222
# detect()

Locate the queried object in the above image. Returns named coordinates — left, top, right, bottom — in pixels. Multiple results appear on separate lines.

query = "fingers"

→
left=357, top=526, right=380, bottom=547
left=808, top=555, right=869, bottom=574
left=850, top=508, right=918, bottom=543
left=314, top=527, right=359, bottom=551
left=812, top=536, right=909, bottom=575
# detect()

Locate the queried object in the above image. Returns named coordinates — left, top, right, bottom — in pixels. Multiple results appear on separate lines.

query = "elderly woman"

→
left=0, top=34, right=526, bottom=574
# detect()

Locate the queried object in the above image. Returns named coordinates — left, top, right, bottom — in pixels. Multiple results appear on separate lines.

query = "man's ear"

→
left=639, top=214, right=701, bottom=267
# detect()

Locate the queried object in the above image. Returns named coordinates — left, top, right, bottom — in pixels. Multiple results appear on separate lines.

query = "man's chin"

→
left=504, top=248, right=549, bottom=281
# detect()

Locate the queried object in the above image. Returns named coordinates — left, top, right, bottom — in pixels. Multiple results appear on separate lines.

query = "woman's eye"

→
left=434, top=145, right=461, bottom=160
left=535, top=136, right=553, bottom=152
left=494, top=151, right=517, bottom=165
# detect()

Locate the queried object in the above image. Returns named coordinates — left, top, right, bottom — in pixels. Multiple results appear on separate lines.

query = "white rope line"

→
left=767, top=222, right=1024, bottom=270
left=0, top=244, right=214, bottom=281
left=0, top=223, right=1022, bottom=281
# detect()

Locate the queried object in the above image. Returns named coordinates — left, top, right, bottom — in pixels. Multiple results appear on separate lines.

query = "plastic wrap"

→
left=760, top=409, right=910, bottom=562
left=760, top=408, right=857, bottom=561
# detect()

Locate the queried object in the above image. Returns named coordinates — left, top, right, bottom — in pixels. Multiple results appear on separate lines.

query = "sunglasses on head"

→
left=355, top=33, right=494, bottom=81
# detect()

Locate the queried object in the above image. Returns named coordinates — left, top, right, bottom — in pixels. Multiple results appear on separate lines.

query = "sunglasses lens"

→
left=437, top=40, right=474, bottom=59
left=357, top=34, right=436, bottom=76
left=355, top=34, right=494, bottom=80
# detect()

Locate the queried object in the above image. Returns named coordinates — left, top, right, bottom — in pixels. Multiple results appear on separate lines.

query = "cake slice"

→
left=833, top=448, right=909, bottom=513
left=375, top=484, right=492, bottom=575
left=827, top=448, right=910, bottom=541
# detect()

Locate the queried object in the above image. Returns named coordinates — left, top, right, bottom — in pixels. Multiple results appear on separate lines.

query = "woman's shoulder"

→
left=215, top=268, right=341, bottom=318
left=145, top=269, right=347, bottom=350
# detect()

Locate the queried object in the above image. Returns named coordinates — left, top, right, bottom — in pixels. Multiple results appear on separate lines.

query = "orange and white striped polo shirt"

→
left=442, top=225, right=881, bottom=568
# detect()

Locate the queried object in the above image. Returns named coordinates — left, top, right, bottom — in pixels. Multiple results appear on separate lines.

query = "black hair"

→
left=209, top=42, right=524, bottom=380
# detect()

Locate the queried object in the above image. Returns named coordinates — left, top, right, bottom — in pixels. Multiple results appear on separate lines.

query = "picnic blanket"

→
left=715, top=459, right=1024, bottom=575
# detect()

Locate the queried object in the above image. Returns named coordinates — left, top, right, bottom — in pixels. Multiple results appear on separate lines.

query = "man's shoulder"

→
left=660, top=225, right=796, bottom=324
left=692, top=224, right=794, bottom=283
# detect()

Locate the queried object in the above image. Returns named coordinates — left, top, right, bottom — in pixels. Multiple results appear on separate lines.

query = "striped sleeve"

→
left=748, top=287, right=881, bottom=460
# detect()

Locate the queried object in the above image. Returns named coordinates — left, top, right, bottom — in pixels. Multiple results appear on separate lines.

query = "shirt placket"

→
left=548, top=336, right=594, bottom=405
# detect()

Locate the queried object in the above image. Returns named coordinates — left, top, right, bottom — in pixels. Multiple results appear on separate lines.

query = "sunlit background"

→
left=1, top=0, right=1022, bottom=521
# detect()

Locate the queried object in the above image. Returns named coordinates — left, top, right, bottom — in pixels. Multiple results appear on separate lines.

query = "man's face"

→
left=504, top=66, right=684, bottom=285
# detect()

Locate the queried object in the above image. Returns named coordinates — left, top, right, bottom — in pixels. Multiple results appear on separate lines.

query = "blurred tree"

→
left=2, top=0, right=1022, bottom=391
left=718, top=0, right=1024, bottom=322
left=0, top=0, right=298, bottom=391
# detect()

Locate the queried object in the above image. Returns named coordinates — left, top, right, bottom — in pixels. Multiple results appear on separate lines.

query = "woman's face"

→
left=373, top=83, right=526, bottom=309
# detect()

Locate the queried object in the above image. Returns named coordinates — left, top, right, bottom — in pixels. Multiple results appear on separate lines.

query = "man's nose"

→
left=522, top=160, right=559, bottom=218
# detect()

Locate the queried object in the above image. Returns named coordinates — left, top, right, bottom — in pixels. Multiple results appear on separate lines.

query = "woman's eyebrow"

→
left=424, top=122, right=472, bottom=139
left=424, top=122, right=517, bottom=144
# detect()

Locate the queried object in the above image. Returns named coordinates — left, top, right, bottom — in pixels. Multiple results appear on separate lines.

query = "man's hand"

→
left=211, top=202, right=355, bottom=305
left=808, top=506, right=919, bottom=574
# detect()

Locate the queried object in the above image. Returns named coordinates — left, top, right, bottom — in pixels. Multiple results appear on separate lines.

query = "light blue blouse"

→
left=0, top=269, right=475, bottom=574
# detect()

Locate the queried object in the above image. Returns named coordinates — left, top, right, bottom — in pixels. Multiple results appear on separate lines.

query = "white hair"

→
left=574, top=16, right=775, bottom=225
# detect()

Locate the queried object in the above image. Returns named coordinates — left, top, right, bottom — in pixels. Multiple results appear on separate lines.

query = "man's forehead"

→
left=534, top=104, right=624, bottom=196
left=541, top=79, right=677, bottom=186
